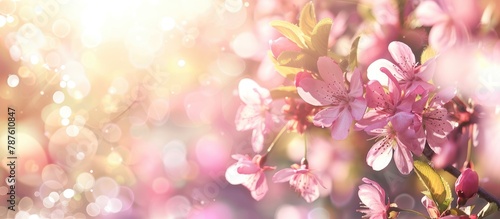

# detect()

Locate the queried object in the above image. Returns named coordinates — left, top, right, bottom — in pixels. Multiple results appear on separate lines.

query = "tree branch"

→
left=423, top=146, right=500, bottom=210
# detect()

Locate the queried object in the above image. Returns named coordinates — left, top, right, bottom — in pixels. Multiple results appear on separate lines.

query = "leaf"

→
left=448, top=208, right=468, bottom=216
left=478, top=202, right=498, bottom=219
left=270, top=53, right=301, bottom=80
left=414, top=160, right=452, bottom=213
left=299, top=2, right=317, bottom=36
left=277, top=51, right=306, bottom=68
left=270, top=86, right=299, bottom=99
left=421, top=46, right=436, bottom=64
left=310, top=18, right=332, bottom=56
left=347, top=36, right=361, bottom=71
left=271, top=20, right=307, bottom=49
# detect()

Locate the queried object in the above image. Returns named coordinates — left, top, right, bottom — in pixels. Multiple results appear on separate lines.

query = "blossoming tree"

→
left=226, top=1, right=500, bottom=218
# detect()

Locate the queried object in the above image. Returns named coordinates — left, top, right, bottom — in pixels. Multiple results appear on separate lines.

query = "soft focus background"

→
left=0, top=0, right=499, bottom=218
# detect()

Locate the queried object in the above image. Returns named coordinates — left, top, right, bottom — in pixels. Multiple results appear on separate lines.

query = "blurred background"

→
left=0, top=0, right=499, bottom=218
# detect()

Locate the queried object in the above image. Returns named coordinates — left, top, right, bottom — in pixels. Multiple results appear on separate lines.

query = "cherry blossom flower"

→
left=356, top=67, right=415, bottom=132
left=272, top=161, right=325, bottom=203
left=367, top=41, right=435, bottom=95
left=365, top=113, right=422, bottom=175
left=297, top=56, right=367, bottom=140
left=282, top=97, right=318, bottom=134
left=235, top=78, right=281, bottom=153
left=414, top=0, right=481, bottom=51
left=225, top=154, right=276, bottom=201
left=357, top=177, right=391, bottom=219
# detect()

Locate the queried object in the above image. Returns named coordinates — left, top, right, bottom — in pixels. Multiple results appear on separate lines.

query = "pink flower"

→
left=225, top=154, right=275, bottom=201
left=235, top=78, right=281, bottom=153
left=297, top=56, right=367, bottom=140
left=367, top=41, right=435, bottom=95
left=357, top=177, right=391, bottom=219
left=356, top=67, right=415, bottom=132
left=422, top=196, right=440, bottom=219
left=272, top=162, right=325, bottom=203
left=414, top=88, right=455, bottom=151
left=415, top=0, right=481, bottom=51
left=365, top=113, right=421, bottom=175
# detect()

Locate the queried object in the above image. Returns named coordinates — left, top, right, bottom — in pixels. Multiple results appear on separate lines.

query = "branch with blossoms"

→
left=226, top=1, right=500, bottom=218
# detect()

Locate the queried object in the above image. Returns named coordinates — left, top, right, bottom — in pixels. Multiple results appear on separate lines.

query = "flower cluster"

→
left=226, top=1, right=499, bottom=218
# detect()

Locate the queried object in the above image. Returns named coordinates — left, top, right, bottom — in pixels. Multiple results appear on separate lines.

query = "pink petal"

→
left=301, top=183, right=320, bottom=203
left=237, top=161, right=260, bottom=174
left=225, top=164, right=250, bottom=185
left=358, top=183, right=386, bottom=211
left=361, top=178, right=386, bottom=201
left=348, top=68, right=364, bottom=98
left=391, top=112, right=415, bottom=133
left=429, top=21, right=468, bottom=51
left=272, top=168, right=295, bottom=183
left=415, top=1, right=448, bottom=26
left=235, top=105, right=261, bottom=131
left=366, top=137, right=394, bottom=171
left=313, top=106, right=342, bottom=128
left=270, top=37, right=301, bottom=58
left=317, top=56, right=344, bottom=86
left=388, top=41, right=416, bottom=74
left=350, top=98, right=367, bottom=121
left=367, top=59, right=393, bottom=86
left=295, top=71, right=313, bottom=87
left=355, top=111, right=390, bottom=132
left=431, top=87, right=456, bottom=106
left=417, top=58, right=436, bottom=81
left=231, top=154, right=249, bottom=160
left=238, top=78, right=270, bottom=106
left=329, top=109, right=353, bottom=140
left=421, top=196, right=440, bottom=218
left=244, top=172, right=268, bottom=201
left=393, top=144, right=414, bottom=175
left=297, top=78, right=334, bottom=106
left=365, top=80, right=391, bottom=109
left=251, top=125, right=265, bottom=153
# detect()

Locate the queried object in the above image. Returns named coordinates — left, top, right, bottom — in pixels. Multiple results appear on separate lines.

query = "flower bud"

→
left=455, top=168, right=479, bottom=206
left=270, top=37, right=301, bottom=58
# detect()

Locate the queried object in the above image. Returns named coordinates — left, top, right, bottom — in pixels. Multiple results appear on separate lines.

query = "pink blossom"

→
left=367, top=41, right=435, bottom=95
left=455, top=168, right=479, bottom=206
left=235, top=78, right=281, bottom=153
left=357, top=177, right=390, bottom=219
left=415, top=0, right=481, bottom=51
left=414, top=87, right=455, bottom=151
left=421, top=196, right=440, bottom=219
left=272, top=163, right=325, bottom=203
left=365, top=114, right=421, bottom=175
left=297, top=56, right=367, bottom=140
left=225, top=154, right=275, bottom=201
left=356, top=67, right=415, bottom=132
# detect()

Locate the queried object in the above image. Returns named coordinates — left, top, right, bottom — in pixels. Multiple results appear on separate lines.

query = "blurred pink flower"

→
left=235, top=78, right=281, bottom=153
left=272, top=162, right=325, bottom=203
left=297, top=56, right=367, bottom=140
left=225, top=154, right=276, bottom=201
left=421, top=196, right=440, bottom=219
left=415, top=0, right=481, bottom=51
left=357, top=177, right=390, bottom=219
left=367, top=41, right=435, bottom=95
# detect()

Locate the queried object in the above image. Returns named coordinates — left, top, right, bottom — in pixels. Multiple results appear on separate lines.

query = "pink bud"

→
left=455, top=168, right=479, bottom=206
left=294, top=71, right=313, bottom=87
left=270, top=37, right=301, bottom=58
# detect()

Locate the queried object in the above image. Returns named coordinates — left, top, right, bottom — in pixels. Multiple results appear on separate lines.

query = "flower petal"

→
left=317, top=56, right=344, bottom=86
left=313, top=106, right=342, bottom=128
left=349, top=68, right=364, bottom=97
left=235, top=105, right=261, bottom=131
left=238, top=78, right=270, bottom=106
left=415, top=1, right=448, bottom=26
left=350, top=98, right=367, bottom=121
left=251, top=125, right=265, bottom=153
left=272, top=168, right=295, bottom=183
left=388, top=41, right=416, bottom=74
left=365, top=80, right=391, bottom=109
left=225, top=164, right=251, bottom=185
left=367, top=59, right=393, bottom=86
left=329, top=109, right=353, bottom=140
left=366, top=137, right=394, bottom=171
left=393, top=143, right=414, bottom=175
left=246, top=172, right=268, bottom=201
left=297, top=78, right=333, bottom=106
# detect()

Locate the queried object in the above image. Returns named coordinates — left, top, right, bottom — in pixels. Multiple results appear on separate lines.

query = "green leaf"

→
left=448, top=208, right=468, bottom=216
left=478, top=202, right=498, bottom=219
left=414, top=160, right=452, bottom=213
left=277, top=51, right=306, bottom=68
left=310, top=18, right=332, bottom=56
left=421, top=46, right=436, bottom=64
left=347, top=36, right=361, bottom=71
left=299, top=2, right=317, bottom=36
left=270, top=86, right=299, bottom=99
left=271, top=20, right=307, bottom=49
